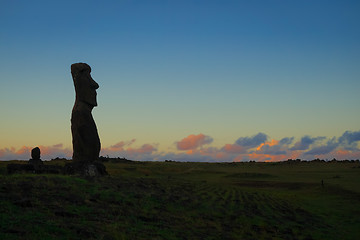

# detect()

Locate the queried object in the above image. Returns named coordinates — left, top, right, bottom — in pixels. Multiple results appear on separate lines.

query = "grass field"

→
left=0, top=160, right=359, bottom=240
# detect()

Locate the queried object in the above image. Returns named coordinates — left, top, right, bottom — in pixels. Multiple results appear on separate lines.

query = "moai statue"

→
left=67, top=63, right=107, bottom=176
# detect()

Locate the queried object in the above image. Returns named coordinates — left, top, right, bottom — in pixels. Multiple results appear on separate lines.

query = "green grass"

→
left=0, top=160, right=359, bottom=239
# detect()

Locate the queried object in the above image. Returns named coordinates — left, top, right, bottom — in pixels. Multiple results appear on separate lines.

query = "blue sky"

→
left=1, top=0, right=359, bottom=161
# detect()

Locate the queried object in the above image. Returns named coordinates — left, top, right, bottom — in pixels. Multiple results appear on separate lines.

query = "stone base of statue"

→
left=7, top=162, right=63, bottom=174
left=63, top=161, right=108, bottom=177
left=28, top=158, right=43, bottom=166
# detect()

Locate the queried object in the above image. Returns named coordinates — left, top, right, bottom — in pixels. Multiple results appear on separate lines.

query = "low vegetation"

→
left=0, top=160, right=359, bottom=239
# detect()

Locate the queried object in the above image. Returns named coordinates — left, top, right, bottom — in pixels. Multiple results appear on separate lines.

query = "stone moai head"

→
left=31, top=147, right=41, bottom=160
left=71, top=63, right=99, bottom=107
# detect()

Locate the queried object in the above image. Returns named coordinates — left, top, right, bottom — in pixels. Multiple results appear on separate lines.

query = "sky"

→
left=1, top=0, right=360, bottom=161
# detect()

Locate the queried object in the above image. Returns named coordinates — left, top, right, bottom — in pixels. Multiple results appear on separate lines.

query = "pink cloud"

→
left=177, top=134, right=213, bottom=150
left=38, top=144, right=72, bottom=159
left=109, top=139, right=136, bottom=151
left=127, top=144, right=157, bottom=154
left=222, top=144, right=246, bottom=154
left=101, top=140, right=158, bottom=160
left=16, top=146, right=33, bottom=156
left=332, top=149, right=360, bottom=160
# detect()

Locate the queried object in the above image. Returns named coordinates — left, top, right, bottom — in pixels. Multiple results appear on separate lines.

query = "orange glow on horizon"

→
left=248, top=152, right=288, bottom=162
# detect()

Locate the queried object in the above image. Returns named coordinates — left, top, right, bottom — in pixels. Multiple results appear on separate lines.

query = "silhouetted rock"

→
left=28, top=147, right=43, bottom=166
left=69, top=63, right=107, bottom=176
left=31, top=147, right=41, bottom=159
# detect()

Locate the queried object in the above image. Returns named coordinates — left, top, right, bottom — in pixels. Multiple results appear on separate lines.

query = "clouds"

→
left=128, top=144, right=157, bottom=154
left=235, top=133, right=268, bottom=148
left=172, top=131, right=360, bottom=162
left=220, top=133, right=268, bottom=155
left=1, top=130, right=360, bottom=162
left=339, top=130, right=360, bottom=144
left=0, top=144, right=71, bottom=160
left=101, top=139, right=158, bottom=161
left=108, top=139, right=137, bottom=151
left=176, top=134, right=213, bottom=151
left=222, top=144, right=246, bottom=154
left=256, top=139, right=288, bottom=155
left=290, top=136, right=325, bottom=151
left=304, top=138, right=339, bottom=155
left=338, top=130, right=360, bottom=150
left=279, top=137, right=294, bottom=145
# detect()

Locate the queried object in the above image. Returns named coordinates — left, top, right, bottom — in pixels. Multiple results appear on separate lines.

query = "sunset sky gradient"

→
left=1, top=0, right=359, bottom=161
